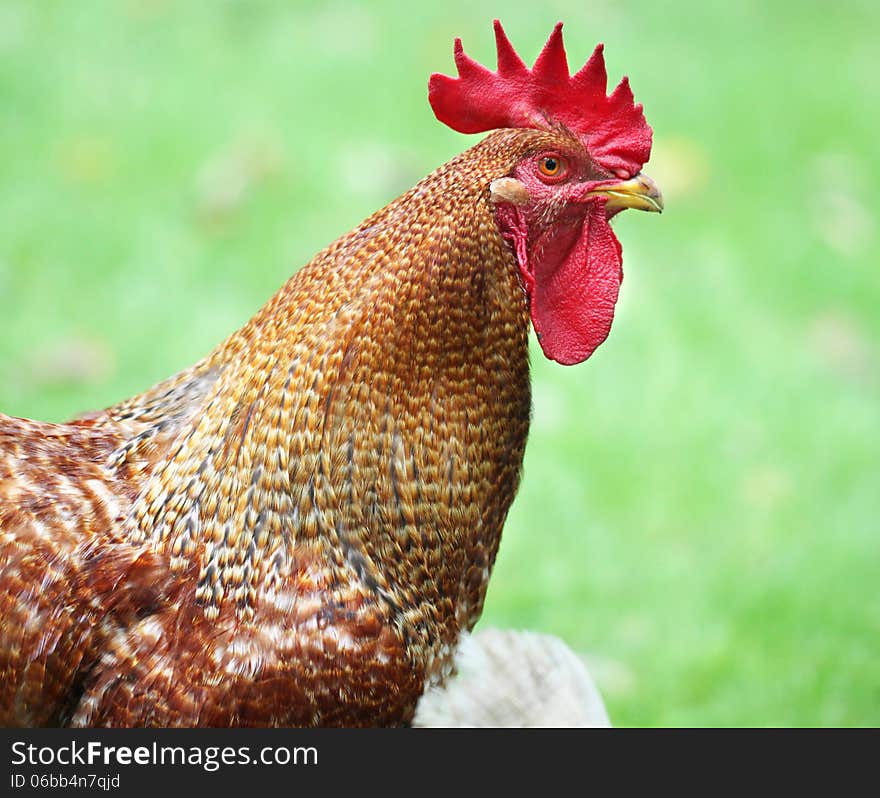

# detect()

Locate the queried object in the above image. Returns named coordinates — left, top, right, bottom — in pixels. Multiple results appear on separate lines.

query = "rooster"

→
left=0, top=21, right=661, bottom=727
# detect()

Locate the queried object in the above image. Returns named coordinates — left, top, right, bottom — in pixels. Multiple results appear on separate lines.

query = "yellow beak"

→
left=588, top=172, right=664, bottom=213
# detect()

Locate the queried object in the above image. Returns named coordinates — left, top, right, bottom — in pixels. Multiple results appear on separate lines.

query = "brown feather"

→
left=0, top=128, right=574, bottom=726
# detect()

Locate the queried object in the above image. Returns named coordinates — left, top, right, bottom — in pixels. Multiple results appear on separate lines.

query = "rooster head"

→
left=430, top=21, right=662, bottom=365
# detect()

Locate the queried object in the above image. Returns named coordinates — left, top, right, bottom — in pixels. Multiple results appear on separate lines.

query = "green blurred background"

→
left=0, top=1, right=877, bottom=726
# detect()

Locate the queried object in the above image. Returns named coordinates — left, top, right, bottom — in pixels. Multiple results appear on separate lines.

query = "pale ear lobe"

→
left=489, top=177, right=530, bottom=205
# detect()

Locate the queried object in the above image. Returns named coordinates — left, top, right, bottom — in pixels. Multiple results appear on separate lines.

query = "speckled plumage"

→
left=0, top=130, right=552, bottom=727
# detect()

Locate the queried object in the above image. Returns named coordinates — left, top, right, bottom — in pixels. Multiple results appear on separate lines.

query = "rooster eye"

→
left=538, top=156, right=564, bottom=178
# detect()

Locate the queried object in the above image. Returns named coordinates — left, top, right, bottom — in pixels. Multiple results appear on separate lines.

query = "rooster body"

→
left=0, top=24, right=660, bottom=726
left=1, top=133, right=532, bottom=726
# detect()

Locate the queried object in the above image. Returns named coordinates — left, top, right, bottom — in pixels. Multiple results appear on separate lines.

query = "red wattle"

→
left=529, top=203, right=622, bottom=365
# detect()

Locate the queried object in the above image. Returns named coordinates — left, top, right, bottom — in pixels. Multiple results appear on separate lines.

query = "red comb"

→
left=429, top=20, right=652, bottom=177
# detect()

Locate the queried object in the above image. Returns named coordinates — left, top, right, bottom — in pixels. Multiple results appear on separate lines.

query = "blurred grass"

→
left=0, top=1, right=877, bottom=726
